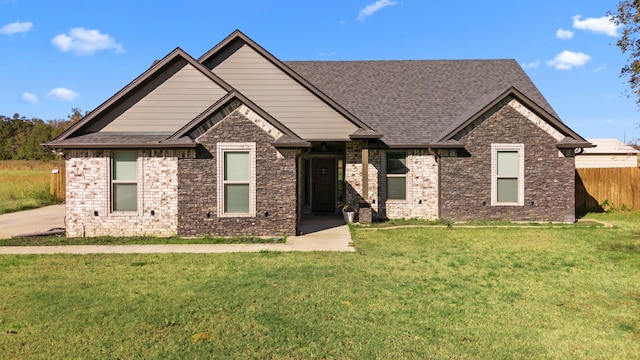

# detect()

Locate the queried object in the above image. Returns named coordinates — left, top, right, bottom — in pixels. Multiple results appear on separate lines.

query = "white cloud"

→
left=52, top=27, right=125, bottom=55
left=521, top=60, right=540, bottom=68
left=20, top=92, right=38, bottom=103
left=556, top=28, right=574, bottom=40
left=572, top=15, right=619, bottom=37
left=357, top=0, right=398, bottom=21
left=0, top=21, right=33, bottom=35
left=547, top=50, right=591, bottom=70
left=47, top=88, right=79, bottom=101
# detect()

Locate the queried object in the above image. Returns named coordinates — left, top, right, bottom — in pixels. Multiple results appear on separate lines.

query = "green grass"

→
left=358, top=217, right=605, bottom=228
left=0, top=235, right=284, bottom=246
left=0, top=160, right=64, bottom=215
left=0, top=212, right=638, bottom=359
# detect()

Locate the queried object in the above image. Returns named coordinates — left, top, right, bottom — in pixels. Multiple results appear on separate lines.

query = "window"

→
left=217, top=143, right=256, bottom=217
left=387, top=151, right=407, bottom=200
left=491, top=144, right=524, bottom=206
left=111, top=151, right=138, bottom=211
left=224, top=152, right=250, bottom=213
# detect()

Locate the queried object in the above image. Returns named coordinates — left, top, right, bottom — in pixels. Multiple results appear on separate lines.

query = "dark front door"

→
left=312, top=158, right=336, bottom=213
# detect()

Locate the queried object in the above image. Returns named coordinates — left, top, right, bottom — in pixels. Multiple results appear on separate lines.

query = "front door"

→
left=312, top=158, right=336, bottom=213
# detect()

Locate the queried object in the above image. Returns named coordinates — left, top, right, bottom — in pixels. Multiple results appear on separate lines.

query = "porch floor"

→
left=298, top=214, right=346, bottom=235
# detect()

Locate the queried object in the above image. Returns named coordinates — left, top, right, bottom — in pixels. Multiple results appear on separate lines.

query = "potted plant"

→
left=339, top=201, right=356, bottom=223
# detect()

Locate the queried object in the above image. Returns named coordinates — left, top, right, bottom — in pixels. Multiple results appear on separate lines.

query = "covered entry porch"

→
left=300, top=142, right=346, bottom=215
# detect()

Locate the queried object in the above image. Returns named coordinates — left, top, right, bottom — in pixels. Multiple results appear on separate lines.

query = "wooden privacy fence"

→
left=50, top=166, right=65, bottom=202
left=576, top=167, right=639, bottom=213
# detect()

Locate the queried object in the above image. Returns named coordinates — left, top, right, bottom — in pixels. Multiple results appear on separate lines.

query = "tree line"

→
left=0, top=109, right=86, bottom=161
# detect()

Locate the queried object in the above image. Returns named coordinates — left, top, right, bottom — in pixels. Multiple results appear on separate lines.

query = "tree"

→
left=0, top=108, right=84, bottom=160
left=67, top=107, right=87, bottom=123
left=610, top=1, right=640, bottom=107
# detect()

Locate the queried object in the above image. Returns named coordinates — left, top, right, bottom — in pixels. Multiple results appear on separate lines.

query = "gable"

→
left=95, top=63, right=228, bottom=133
left=191, top=101, right=285, bottom=142
left=451, top=96, right=564, bottom=143
left=441, top=89, right=590, bottom=149
left=203, top=41, right=359, bottom=141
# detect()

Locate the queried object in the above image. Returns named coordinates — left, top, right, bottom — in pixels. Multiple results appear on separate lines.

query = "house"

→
left=575, top=138, right=638, bottom=168
left=45, top=30, right=591, bottom=238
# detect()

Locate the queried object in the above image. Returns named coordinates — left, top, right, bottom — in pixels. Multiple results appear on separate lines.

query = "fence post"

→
left=50, top=167, right=66, bottom=202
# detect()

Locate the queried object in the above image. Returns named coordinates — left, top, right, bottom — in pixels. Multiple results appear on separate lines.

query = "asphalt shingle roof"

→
left=285, top=59, right=559, bottom=146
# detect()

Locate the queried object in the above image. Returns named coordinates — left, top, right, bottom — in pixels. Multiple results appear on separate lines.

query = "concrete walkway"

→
left=0, top=212, right=354, bottom=254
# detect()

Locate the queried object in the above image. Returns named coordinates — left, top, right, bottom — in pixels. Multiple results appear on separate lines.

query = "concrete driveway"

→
left=0, top=204, right=65, bottom=239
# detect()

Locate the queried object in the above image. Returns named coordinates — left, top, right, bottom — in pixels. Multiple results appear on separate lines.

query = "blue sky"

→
left=1, top=0, right=638, bottom=141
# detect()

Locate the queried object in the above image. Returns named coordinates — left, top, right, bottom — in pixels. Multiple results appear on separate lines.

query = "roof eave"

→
left=368, top=142, right=466, bottom=149
left=43, top=142, right=197, bottom=149
left=349, top=132, right=384, bottom=140
left=556, top=142, right=594, bottom=149
left=271, top=141, right=312, bottom=148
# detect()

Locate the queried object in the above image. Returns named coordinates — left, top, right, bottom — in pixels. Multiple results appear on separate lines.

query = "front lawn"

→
left=0, top=212, right=638, bottom=359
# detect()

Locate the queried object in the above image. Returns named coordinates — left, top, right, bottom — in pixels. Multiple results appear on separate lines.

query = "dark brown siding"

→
left=440, top=103, right=575, bottom=222
left=178, top=110, right=298, bottom=236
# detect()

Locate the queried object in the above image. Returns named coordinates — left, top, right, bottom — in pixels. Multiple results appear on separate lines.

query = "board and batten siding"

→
left=100, top=63, right=228, bottom=133
left=207, top=43, right=358, bottom=141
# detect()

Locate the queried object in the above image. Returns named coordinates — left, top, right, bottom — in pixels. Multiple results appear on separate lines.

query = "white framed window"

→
left=387, top=151, right=407, bottom=200
left=217, top=143, right=256, bottom=217
left=491, top=144, right=524, bottom=206
left=111, top=150, right=138, bottom=212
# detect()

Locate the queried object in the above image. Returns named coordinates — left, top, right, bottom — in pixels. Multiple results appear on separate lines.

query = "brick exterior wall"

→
left=345, top=142, right=439, bottom=220
left=439, top=98, right=576, bottom=222
left=177, top=109, right=299, bottom=237
left=65, top=148, right=192, bottom=237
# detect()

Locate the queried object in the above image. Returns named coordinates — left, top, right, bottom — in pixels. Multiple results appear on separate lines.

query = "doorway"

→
left=311, top=158, right=336, bottom=213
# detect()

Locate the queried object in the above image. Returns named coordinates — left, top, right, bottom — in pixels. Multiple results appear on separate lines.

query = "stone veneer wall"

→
left=345, top=142, right=438, bottom=220
left=65, top=148, right=192, bottom=237
left=439, top=99, right=575, bottom=222
left=178, top=110, right=298, bottom=237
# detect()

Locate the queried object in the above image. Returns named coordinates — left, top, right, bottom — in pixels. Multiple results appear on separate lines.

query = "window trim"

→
left=217, top=143, right=256, bottom=217
left=386, top=150, right=407, bottom=201
left=111, top=150, right=139, bottom=213
left=491, top=144, right=524, bottom=206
